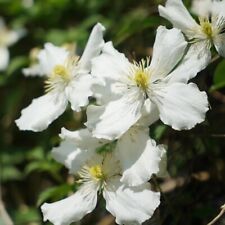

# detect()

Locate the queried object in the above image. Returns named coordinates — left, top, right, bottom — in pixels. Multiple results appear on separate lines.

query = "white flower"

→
left=22, top=44, right=76, bottom=77
left=158, top=0, right=225, bottom=59
left=41, top=128, right=161, bottom=225
left=15, top=23, right=105, bottom=132
left=0, top=17, right=24, bottom=71
left=86, top=26, right=209, bottom=140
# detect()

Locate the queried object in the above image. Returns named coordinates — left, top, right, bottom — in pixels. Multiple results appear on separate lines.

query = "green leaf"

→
left=37, top=184, right=75, bottom=206
left=211, top=60, right=225, bottom=91
left=1, top=166, right=23, bottom=182
left=6, top=56, right=27, bottom=76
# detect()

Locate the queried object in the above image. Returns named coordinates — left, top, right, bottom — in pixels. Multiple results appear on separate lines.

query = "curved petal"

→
left=91, top=41, right=131, bottom=82
left=158, top=0, right=200, bottom=38
left=116, top=126, right=163, bottom=186
left=150, top=26, right=187, bottom=81
left=137, top=99, right=159, bottom=126
left=191, top=0, right=212, bottom=17
left=0, top=47, right=9, bottom=71
left=38, top=43, right=69, bottom=75
left=86, top=88, right=144, bottom=140
left=103, top=177, right=160, bottom=225
left=152, top=82, right=209, bottom=130
left=41, top=182, right=98, bottom=225
left=15, top=92, right=68, bottom=132
left=22, top=64, right=45, bottom=77
left=166, top=41, right=211, bottom=83
left=66, top=74, right=93, bottom=111
left=79, top=23, right=105, bottom=72
left=213, top=33, right=225, bottom=58
left=52, top=128, right=107, bottom=172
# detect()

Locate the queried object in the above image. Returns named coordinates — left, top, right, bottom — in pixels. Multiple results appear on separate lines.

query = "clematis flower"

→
left=86, top=26, right=209, bottom=140
left=15, top=23, right=105, bottom=132
left=158, top=0, right=225, bottom=60
left=0, top=17, right=24, bottom=71
left=41, top=127, right=162, bottom=225
left=22, top=43, right=76, bottom=77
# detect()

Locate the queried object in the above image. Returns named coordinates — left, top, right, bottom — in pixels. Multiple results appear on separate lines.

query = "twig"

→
left=207, top=204, right=225, bottom=225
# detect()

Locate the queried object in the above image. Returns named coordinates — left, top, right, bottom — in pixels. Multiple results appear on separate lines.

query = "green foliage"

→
left=211, top=60, right=225, bottom=91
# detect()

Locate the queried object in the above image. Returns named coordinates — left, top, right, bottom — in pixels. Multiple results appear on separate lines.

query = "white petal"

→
left=156, top=145, right=169, bottom=178
left=38, top=43, right=69, bottom=75
left=150, top=26, right=187, bottom=80
left=137, top=99, right=159, bottom=126
left=4, top=29, right=25, bottom=47
left=166, top=41, right=211, bottom=83
left=86, top=88, right=144, bottom=140
left=79, top=23, right=105, bottom=72
left=0, top=47, right=9, bottom=70
left=213, top=33, right=225, bottom=58
left=15, top=92, right=67, bottom=132
left=103, top=177, right=160, bottom=225
left=66, top=74, right=93, bottom=111
left=116, top=126, right=163, bottom=186
left=158, top=0, right=200, bottom=38
left=52, top=128, right=107, bottom=172
left=41, top=182, right=98, bottom=225
left=191, top=0, right=212, bottom=17
left=152, top=82, right=209, bottom=130
left=91, top=41, right=131, bottom=82
left=22, top=64, right=45, bottom=77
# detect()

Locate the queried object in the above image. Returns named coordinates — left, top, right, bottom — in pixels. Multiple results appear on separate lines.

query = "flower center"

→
left=89, top=165, right=105, bottom=181
left=200, top=18, right=213, bottom=38
left=134, top=70, right=149, bottom=91
left=53, top=65, right=70, bottom=81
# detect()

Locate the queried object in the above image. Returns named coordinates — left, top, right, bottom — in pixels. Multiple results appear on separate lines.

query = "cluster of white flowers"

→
left=14, top=0, right=225, bottom=224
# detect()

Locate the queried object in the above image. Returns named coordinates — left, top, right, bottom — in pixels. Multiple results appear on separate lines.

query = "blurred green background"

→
left=0, top=0, right=225, bottom=224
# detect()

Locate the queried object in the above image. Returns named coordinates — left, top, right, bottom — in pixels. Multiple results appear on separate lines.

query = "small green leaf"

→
left=37, top=184, right=74, bottom=206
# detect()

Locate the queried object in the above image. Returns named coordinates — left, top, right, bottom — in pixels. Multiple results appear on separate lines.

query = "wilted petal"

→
left=86, top=88, right=144, bottom=140
left=103, top=177, right=160, bottom=225
left=152, top=82, right=209, bottom=130
left=116, top=126, right=163, bottom=186
left=79, top=23, right=105, bottom=72
left=150, top=26, right=187, bottom=80
left=0, top=47, right=9, bottom=70
left=41, top=182, right=98, bottom=225
left=15, top=92, right=67, bottom=132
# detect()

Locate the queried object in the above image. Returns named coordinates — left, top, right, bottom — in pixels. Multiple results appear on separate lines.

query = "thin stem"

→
left=207, top=204, right=225, bottom=225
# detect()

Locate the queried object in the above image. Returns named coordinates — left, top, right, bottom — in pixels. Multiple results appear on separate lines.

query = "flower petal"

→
left=91, top=41, right=131, bottom=82
left=0, top=47, right=9, bottom=71
left=15, top=92, right=67, bottom=132
left=38, top=43, right=69, bottom=75
left=41, top=182, right=98, bottom=225
left=22, top=64, right=45, bottom=77
left=156, top=145, right=169, bottom=178
left=158, top=0, right=200, bottom=38
left=52, top=128, right=107, bottom=172
left=213, top=33, right=225, bottom=58
left=86, top=88, right=144, bottom=140
left=79, top=23, right=105, bottom=72
left=191, top=0, right=212, bottom=17
left=116, top=126, right=163, bottom=186
left=152, top=82, right=209, bottom=130
left=103, top=177, right=160, bottom=225
left=66, top=74, right=93, bottom=111
left=150, top=26, right=187, bottom=81
left=165, top=41, right=211, bottom=83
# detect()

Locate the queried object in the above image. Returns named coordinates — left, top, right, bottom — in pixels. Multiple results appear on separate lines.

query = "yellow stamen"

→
left=89, top=165, right=105, bottom=181
left=134, top=70, right=150, bottom=91
left=53, top=65, right=70, bottom=80
left=200, top=18, right=213, bottom=38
